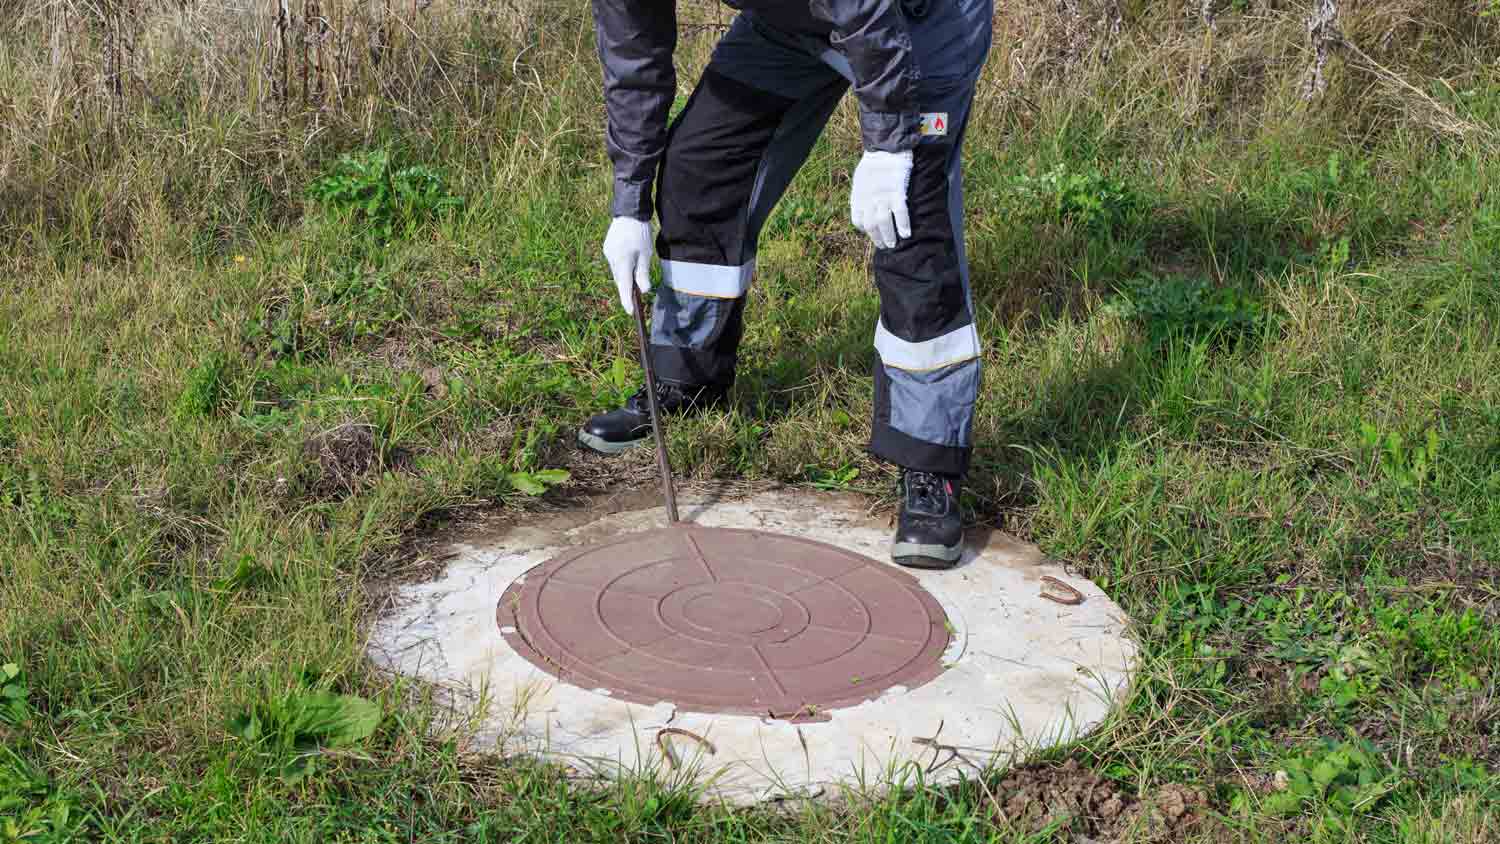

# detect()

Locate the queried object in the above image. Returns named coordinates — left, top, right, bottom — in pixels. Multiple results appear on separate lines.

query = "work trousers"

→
left=649, top=3, right=993, bottom=477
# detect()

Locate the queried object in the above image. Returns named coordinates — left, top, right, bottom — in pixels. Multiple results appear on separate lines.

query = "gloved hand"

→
left=603, top=216, right=655, bottom=314
left=850, top=150, right=914, bottom=250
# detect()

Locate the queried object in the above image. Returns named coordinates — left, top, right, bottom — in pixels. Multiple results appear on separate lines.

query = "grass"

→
left=2, top=0, right=1499, bottom=841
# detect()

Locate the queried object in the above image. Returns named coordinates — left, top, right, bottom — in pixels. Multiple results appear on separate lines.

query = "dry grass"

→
left=1, top=0, right=1494, bottom=156
left=1, top=0, right=1493, bottom=266
left=4, top=0, right=1492, bottom=352
left=983, top=0, right=1500, bottom=143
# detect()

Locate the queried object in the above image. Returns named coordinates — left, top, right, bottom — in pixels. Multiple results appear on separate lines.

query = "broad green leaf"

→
left=1310, top=759, right=1342, bottom=788
left=227, top=712, right=261, bottom=743
left=532, top=469, right=570, bottom=486
left=1262, top=790, right=1303, bottom=817
left=508, top=473, right=547, bottom=496
left=289, top=692, right=382, bottom=747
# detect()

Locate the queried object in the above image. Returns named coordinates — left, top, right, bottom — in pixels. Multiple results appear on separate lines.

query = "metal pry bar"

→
left=630, top=285, right=680, bottom=524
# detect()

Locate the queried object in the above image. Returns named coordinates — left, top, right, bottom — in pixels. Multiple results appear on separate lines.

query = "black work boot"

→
left=577, top=382, right=724, bottom=455
left=892, top=469, right=964, bottom=569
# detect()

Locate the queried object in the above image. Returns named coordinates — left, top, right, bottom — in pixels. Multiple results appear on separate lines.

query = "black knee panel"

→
left=871, top=145, right=971, bottom=343
left=656, top=70, right=797, bottom=267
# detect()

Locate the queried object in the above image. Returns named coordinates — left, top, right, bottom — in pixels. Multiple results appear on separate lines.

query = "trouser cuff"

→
left=869, top=425, right=971, bottom=477
left=650, top=343, right=737, bottom=388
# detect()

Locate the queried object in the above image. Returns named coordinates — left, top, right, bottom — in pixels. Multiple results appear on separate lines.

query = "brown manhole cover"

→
left=497, top=525, right=951, bottom=720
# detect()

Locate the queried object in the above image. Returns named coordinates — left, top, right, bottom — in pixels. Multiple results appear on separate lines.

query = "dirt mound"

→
left=993, top=760, right=1215, bottom=843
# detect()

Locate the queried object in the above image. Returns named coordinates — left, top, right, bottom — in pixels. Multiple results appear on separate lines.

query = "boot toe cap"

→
left=578, top=408, right=650, bottom=453
left=581, top=416, right=619, bottom=441
left=895, top=519, right=962, bottom=549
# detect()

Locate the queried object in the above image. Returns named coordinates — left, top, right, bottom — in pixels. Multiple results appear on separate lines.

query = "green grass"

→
left=3, top=1, right=1500, bottom=841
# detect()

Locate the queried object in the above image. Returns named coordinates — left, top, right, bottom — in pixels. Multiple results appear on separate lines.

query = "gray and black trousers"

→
left=648, top=4, right=993, bottom=478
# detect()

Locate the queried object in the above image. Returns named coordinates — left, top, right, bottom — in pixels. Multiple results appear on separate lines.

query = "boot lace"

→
left=905, top=470, right=950, bottom=517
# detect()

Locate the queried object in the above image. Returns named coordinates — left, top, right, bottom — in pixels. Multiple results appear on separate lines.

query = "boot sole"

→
left=577, top=429, right=646, bottom=455
left=891, top=540, right=963, bottom=570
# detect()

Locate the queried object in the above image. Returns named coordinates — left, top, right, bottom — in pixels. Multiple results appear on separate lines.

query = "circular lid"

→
left=497, top=525, right=951, bottom=721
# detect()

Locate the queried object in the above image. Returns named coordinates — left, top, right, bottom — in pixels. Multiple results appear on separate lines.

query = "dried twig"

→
left=1041, top=576, right=1086, bottom=606
left=655, top=728, right=716, bottom=771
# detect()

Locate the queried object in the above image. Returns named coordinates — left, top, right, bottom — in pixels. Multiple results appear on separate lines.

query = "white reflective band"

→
left=874, top=320, right=981, bottom=372
left=660, top=259, right=755, bottom=299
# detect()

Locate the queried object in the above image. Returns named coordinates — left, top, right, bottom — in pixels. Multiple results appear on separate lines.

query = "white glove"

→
left=850, top=150, right=914, bottom=250
left=603, top=216, right=654, bottom=314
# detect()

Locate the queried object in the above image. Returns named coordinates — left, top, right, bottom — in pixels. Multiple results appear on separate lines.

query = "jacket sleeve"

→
left=821, top=0, right=921, bottom=153
left=592, top=0, right=677, bottom=220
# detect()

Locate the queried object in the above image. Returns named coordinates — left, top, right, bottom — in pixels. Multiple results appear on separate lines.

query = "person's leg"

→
left=580, top=15, right=849, bottom=454
left=868, top=106, right=981, bottom=479
left=868, top=1, right=993, bottom=480
left=865, top=0, right=993, bottom=565
left=648, top=15, right=849, bottom=389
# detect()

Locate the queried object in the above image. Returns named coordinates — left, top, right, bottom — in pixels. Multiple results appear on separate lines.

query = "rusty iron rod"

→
left=630, top=286, right=679, bottom=524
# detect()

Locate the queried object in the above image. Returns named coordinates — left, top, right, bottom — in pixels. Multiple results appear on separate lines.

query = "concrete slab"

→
left=368, top=489, right=1137, bottom=804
